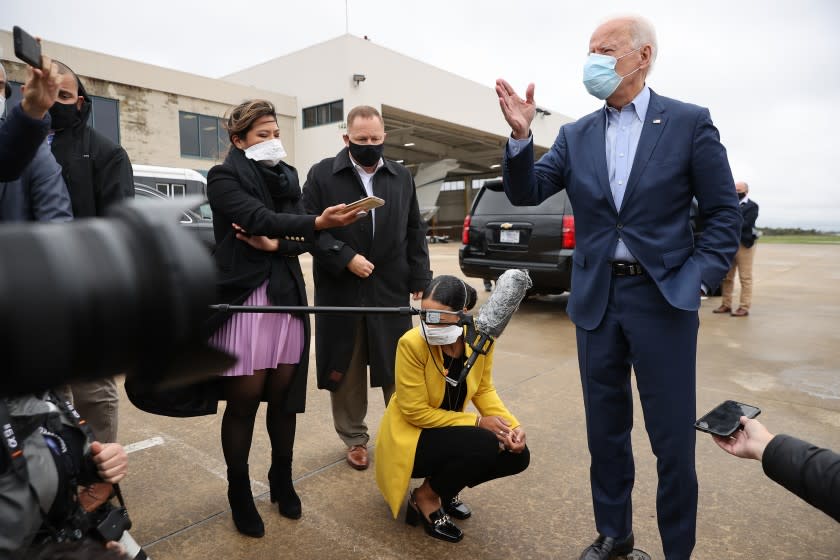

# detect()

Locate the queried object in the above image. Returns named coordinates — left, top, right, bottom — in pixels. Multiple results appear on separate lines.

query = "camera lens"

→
left=0, top=198, right=229, bottom=396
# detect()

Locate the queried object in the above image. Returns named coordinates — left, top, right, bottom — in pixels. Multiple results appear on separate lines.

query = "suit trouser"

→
left=721, top=244, right=756, bottom=309
left=330, top=318, right=394, bottom=447
left=58, top=377, right=119, bottom=443
left=576, top=273, right=698, bottom=560
left=412, top=426, right=530, bottom=500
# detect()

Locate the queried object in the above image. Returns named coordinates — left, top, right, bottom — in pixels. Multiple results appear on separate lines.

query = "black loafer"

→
left=443, top=494, right=471, bottom=519
left=578, top=532, right=634, bottom=560
left=405, top=491, right=464, bottom=543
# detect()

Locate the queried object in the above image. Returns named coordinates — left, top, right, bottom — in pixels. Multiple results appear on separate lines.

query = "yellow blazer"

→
left=375, top=326, right=519, bottom=518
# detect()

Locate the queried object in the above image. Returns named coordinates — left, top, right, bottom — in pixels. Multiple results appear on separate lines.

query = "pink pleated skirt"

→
left=209, top=280, right=304, bottom=377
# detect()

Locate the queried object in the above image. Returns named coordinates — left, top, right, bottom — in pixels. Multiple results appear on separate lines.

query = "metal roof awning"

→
left=380, top=105, right=550, bottom=178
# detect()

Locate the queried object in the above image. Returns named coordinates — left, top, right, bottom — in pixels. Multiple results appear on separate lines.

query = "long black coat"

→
left=302, top=148, right=431, bottom=390
left=205, top=149, right=317, bottom=413
left=49, top=79, right=133, bottom=217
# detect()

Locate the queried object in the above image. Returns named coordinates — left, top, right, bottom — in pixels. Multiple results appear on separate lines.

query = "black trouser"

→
left=411, top=426, right=530, bottom=501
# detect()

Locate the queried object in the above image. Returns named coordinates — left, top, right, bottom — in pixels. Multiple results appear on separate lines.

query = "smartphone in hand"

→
left=694, top=400, right=761, bottom=437
left=13, top=26, right=43, bottom=70
left=343, top=196, right=384, bottom=212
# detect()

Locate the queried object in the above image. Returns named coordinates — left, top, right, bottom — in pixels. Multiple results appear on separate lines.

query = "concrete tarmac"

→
left=118, top=242, right=840, bottom=559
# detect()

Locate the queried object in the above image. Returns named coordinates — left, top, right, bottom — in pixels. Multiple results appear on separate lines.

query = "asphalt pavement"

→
left=118, top=242, right=840, bottom=559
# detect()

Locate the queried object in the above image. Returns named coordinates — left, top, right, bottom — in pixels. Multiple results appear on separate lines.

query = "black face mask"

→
left=737, top=192, right=747, bottom=200
left=348, top=141, right=384, bottom=167
left=49, top=102, right=81, bottom=131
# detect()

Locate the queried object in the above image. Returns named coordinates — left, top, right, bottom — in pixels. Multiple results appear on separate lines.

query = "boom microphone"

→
left=453, top=269, right=532, bottom=385
left=474, top=269, right=533, bottom=338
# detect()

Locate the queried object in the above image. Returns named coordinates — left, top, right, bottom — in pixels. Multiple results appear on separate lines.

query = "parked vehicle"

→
left=133, top=183, right=215, bottom=251
left=459, top=180, right=574, bottom=295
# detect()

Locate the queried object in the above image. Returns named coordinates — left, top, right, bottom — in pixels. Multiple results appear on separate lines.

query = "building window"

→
left=179, top=111, right=229, bottom=159
left=88, top=95, right=121, bottom=144
left=6, top=81, right=23, bottom=118
left=302, top=99, right=343, bottom=129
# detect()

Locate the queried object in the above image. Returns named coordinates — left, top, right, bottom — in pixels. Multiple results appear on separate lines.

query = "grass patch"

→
left=760, top=235, right=840, bottom=244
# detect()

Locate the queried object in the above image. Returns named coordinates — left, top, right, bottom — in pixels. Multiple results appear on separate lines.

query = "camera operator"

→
left=0, top=392, right=130, bottom=559
left=0, top=51, right=60, bottom=182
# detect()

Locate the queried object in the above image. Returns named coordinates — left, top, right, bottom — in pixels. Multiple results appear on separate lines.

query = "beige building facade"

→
left=1, top=30, right=571, bottom=224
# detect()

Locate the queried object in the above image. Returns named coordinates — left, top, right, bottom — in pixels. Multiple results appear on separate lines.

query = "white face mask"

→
left=243, top=138, right=287, bottom=167
left=420, top=324, right=463, bottom=346
left=0, top=96, right=6, bottom=118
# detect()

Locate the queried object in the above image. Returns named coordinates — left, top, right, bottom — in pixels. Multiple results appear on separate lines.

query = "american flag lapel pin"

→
left=652, top=119, right=661, bottom=124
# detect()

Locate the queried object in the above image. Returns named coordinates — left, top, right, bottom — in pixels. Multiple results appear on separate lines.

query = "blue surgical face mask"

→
left=582, top=47, right=642, bottom=100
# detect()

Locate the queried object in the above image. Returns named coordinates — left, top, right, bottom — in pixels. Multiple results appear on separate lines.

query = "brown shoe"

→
left=712, top=305, right=732, bottom=314
left=731, top=307, right=750, bottom=317
left=346, top=445, right=369, bottom=470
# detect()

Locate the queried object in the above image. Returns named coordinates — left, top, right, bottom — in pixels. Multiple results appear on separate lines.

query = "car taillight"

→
left=462, top=214, right=471, bottom=244
left=561, top=215, right=575, bottom=249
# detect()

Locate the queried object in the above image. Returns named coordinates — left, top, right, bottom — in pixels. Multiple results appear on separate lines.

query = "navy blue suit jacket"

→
left=504, top=90, right=742, bottom=330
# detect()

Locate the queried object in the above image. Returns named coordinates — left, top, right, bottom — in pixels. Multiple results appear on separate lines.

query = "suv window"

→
left=474, top=186, right=567, bottom=216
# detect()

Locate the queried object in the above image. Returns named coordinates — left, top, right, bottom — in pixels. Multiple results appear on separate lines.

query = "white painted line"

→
left=125, top=436, right=165, bottom=454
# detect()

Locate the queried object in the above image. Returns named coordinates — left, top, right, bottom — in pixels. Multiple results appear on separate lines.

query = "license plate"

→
left=499, top=230, right=520, bottom=244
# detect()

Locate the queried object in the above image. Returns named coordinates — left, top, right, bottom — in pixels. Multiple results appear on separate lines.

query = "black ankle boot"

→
left=227, top=467, right=265, bottom=537
left=268, top=456, right=301, bottom=519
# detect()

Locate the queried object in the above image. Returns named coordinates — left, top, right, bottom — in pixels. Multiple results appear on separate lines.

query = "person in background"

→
left=375, top=275, right=529, bottom=543
left=206, top=99, right=362, bottom=537
left=0, top=62, right=72, bottom=223
left=302, top=105, right=432, bottom=472
left=713, top=416, right=839, bottom=522
left=714, top=181, right=759, bottom=316
left=41, top=61, right=135, bottom=446
left=496, top=14, right=741, bottom=560
left=0, top=49, right=61, bottom=181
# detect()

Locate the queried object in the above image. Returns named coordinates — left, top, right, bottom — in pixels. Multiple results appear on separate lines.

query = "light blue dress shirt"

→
left=507, top=86, right=651, bottom=262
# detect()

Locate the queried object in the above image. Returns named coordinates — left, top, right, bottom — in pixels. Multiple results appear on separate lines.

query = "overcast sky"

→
left=3, top=0, right=839, bottom=229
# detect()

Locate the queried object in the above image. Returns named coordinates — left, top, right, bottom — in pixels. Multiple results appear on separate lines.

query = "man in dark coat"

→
left=302, top=105, right=431, bottom=470
left=45, top=61, right=135, bottom=444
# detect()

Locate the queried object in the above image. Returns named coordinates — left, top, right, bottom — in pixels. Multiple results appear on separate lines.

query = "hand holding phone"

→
left=695, top=400, right=761, bottom=437
left=13, top=26, right=44, bottom=70
left=343, top=195, right=385, bottom=213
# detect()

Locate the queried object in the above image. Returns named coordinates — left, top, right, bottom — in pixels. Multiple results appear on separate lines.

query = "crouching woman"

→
left=375, top=275, right=530, bottom=543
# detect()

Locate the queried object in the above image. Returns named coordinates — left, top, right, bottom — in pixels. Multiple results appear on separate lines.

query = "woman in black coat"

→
left=206, top=100, right=359, bottom=538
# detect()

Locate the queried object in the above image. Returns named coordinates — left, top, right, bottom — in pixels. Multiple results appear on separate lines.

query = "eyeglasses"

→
left=418, top=309, right=467, bottom=325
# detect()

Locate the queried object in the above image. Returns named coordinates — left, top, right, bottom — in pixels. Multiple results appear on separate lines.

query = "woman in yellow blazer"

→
left=375, top=275, right=530, bottom=543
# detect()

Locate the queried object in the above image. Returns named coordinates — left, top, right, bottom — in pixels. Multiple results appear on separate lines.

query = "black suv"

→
left=459, top=180, right=575, bottom=295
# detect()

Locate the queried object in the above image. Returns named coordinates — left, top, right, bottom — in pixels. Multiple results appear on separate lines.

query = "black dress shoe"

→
left=405, top=491, right=463, bottom=543
left=578, top=532, right=634, bottom=560
left=443, top=494, right=472, bottom=519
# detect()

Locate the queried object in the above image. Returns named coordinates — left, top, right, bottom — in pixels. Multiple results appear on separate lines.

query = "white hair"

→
left=600, top=15, right=658, bottom=73
left=627, top=15, right=658, bottom=66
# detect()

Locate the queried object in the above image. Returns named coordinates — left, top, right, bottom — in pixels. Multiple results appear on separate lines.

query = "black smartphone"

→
left=13, top=26, right=43, bottom=70
left=694, top=400, right=761, bottom=437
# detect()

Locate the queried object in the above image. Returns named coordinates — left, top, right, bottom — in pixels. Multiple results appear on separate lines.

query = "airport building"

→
left=0, top=30, right=571, bottom=228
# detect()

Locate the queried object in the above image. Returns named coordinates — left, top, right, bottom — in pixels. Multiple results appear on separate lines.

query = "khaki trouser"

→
left=56, top=377, right=120, bottom=443
left=330, top=319, right=394, bottom=448
left=721, top=244, right=756, bottom=310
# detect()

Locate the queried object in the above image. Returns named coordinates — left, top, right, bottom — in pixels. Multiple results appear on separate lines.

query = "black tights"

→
left=221, top=364, right=297, bottom=474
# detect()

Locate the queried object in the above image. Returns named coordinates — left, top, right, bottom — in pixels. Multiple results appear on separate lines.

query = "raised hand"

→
left=495, top=79, right=536, bottom=140
left=21, top=54, right=61, bottom=119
